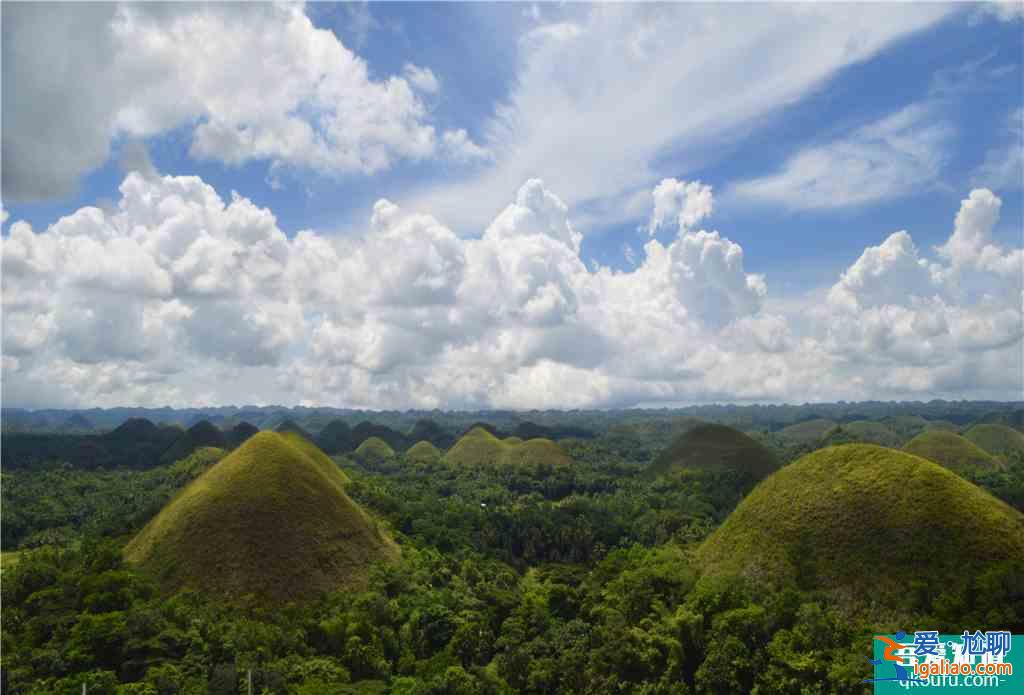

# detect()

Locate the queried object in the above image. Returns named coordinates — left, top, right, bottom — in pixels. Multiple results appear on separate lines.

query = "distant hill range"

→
left=3, top=401, right=1022, bottom=470
left=0, top=418, right=260, bottom=471
left=7, top=401, right=1016, bottom=437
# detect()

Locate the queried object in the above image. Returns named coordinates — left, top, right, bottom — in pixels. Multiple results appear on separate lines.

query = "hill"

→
left=444, top=427, right=570, bottom=467
left=278, top=431, right=352, bottom=484
left=647, top=423, right=779, bottom=480
left=511, top=421, right=595, bottom=441
left=903, top=430, right=1001, bottom=474
left=777, top=418, right=837, bottom=444
left=976, top=409, right=1024, bottom=431
left=226, top=421, right=260, bottom=448
left=963, top=424, right=1024, bottom=460
left=160, top=420, right=229, bottom=464
left=316, top=419, right=354, bottom=454
left=354, top=436, right=396, bottom=465
left=104, top=417, right=165, bottom=441
left=405, top=440, right=442, bottom=464
left=407, top=419, right=455, bottom=450
left=60, top=413, right=94, bottom=433
left=697, top=444, right=1024, bottom=601
left=829, top=420, right=902, bottom=447
left=275, top=419, right=314, bottom=441
left=124, top=432, right=396, bottom=602
left=351, top=421, right=408, bottom=452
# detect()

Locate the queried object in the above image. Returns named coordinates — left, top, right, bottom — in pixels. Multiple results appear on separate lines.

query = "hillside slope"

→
left=903, top=430, right=1001, bottom=474
left=964, top=424, right=1024, bottom=459
left=125, top=432, right=396, bottom=602
left=445, top=427, right=570, bottom=466
left=697, top=444, right=1024, bottom=600
left=648, top=423, right=779, bottom=480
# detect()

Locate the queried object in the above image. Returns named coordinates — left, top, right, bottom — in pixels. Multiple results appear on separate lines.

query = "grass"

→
left=647, top=423, right=778, bottom=480
left=963, top=424, right=1024, bottom=459
left=697, top=444, right=1024, bottom=600
left=124, top=431, right=397, bottom=602
left=903, top=430, right=1001, bottom=475
left=405, top=440, right=442, bottom=464
left=444, top=427, right=570, bottom=466
left=830, top=420, right=903, bottom=447
left=280, top=431, right=352, bottom=484
left=778, top=418, right=838, bottom=444
left=354, top=436, right=396, bottom=464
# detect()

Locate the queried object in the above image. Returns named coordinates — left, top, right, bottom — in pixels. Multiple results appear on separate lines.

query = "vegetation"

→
left=405, top=441, right=443, bottom=465
left=964, top=423, right=1024, bottom=460
left=355, top=437, right=397, bottom=465
left=825, top=420, right=902, bottom=447
left=647, top=423, right=778, bottom=482
left=1, top=447, right=226, bottom=549
left=445, top=428, right=570, bottom=467
left=160, top=420, right=229, bottom=464
left=5, top=406, right=1024, bottom=693
left=903, top=430, right=1001, bottom=474
left=124, top=432, right=398, bottom=602
left=698, top=444, right=1024, bottom=605
left=777, top=418, right=837, bottom=445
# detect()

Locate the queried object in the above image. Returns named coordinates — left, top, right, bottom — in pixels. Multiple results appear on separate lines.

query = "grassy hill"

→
left=352, top=421, right=409, bottom=452
left=279, top=430, right=351, bottom=484
left=160, top=420, right=229, bottom=464
left=354, top=436, right=396, bottom=465
left=226, top=421, right=259, bottom=448
left=963, top=424, right=1024, bottom=459
left=976, top=409, right=1024, bottom=431
left=407, top=419, right=455, bottom=450
left=647, top=423, right=779, bottom=480
left=315, top=419, right=354, bottom=454
left=830, top=420, right=903, bottom=447
left=405, top=440, right=442, bottom=464
left=445, top=427, right=570, bottom=466
left=275, top=419, right=314, bottom=441
left=697, top=444, right=1024, bottom=601
left=124, top=432, right=396, bottom=602
left=903, top=430, right=1001, bottom=474
left=777, top=418, right=837, bottom=444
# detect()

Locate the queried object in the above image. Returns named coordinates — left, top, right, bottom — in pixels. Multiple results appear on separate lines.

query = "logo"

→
left=865, top=631, right=1019, bottom=692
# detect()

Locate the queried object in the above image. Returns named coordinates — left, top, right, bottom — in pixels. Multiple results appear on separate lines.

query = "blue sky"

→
left=2, top=2, right=1022, bottom=408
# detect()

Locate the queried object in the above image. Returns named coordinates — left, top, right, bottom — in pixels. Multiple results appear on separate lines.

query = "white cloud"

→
left=403, top=64, right=441, bottom=95
left=980, top=1, right=1024, bottom=22
left=402, top=3, right=953, bottom=233
left=971, top=108, right=1023, bottom=192
left=2, top=174, right=1020, bottom=408
left=649, top=179, right=713, bottom=235
left=441, top=129, right=492, bottom=164
left=1, top=3, right=465, bottom=201
left=731, top=103, right=952, bottom=209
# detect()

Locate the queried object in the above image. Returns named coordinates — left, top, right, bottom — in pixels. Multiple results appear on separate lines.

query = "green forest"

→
left=2, top=405, right=1023, bottom=694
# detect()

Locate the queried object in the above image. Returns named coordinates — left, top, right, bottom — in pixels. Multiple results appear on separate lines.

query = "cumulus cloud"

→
left=1, top=3, right=476, bottom=201
left=731, top=103, right=952, bottom=209
left=1, top=174, right=1020, bottom=408
left=649, top=179, right=713, bottom=235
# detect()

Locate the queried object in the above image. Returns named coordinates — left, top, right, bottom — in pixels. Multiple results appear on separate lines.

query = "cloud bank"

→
left=3, top=174, right=1020, bottom=409
left=1, top=2, right=484, bottom=201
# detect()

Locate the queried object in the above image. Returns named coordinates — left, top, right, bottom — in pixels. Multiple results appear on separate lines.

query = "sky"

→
left=1, top=1, right=1022, bottom=410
